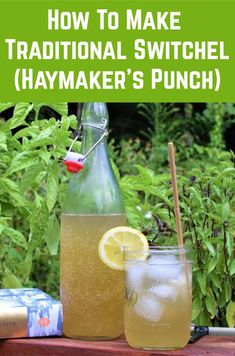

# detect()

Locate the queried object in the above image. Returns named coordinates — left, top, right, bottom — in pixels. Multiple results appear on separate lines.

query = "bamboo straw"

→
left=168, top=142, right=191, bottom=294
left=168, top=142, right=184, bottom=248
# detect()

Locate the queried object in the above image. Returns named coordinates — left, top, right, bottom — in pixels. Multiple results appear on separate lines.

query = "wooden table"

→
left=0, top=336, right=235, bottom=356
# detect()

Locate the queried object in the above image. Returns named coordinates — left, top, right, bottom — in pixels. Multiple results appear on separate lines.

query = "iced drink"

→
left=124, top=247, right=192, bottom=350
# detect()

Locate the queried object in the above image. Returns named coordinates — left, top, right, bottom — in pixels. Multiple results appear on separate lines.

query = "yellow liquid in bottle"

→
left=60, top=214, right=126, bottom=340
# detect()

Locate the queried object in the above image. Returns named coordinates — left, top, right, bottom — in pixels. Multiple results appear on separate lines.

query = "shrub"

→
left=1, top=102, right=234, bottom=326
left=0, top=103, right=78, bottom=297
left=117, top=152, right=235, bottom=327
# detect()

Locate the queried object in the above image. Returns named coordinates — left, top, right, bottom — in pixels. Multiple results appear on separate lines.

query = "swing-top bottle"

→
left=60, top=103, right=126, bottom=340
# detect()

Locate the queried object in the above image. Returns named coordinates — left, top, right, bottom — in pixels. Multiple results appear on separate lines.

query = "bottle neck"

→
left=81, top=125, right=109, bottom=162
left=80, top=102, right=109, bottom=159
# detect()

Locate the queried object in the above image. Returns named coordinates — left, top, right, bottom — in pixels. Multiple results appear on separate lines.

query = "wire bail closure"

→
left=64, top=119, right=108, bottom=173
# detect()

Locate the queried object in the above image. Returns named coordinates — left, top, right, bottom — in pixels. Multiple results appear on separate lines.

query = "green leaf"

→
left=0, top=102, right=15, bottom=113
left=226, top=232, right=234, bottom=257
left=29, top=198, right=49, bottom=249
left=212, top=185, right=221, bottom=199
left=197, top=272, right=207, bottom=295
left=62, top=114, right=77, bottom=130
left=7, top=103, right=33, bottom=130
left=34, top=247, right=41, bottom=260
left=6, top=135, right=22, bottom=152
left=22, top=250, right=32, bottom=278
left=0, top=131, right=7, bottom=143
left=55, top=116, right=75, bottom=146
left=217, top=167, right=235, bottom=180
left=26, top=126, right=55, bottom=149
left=3, top=269, right=22, bottom=288
left=230, top=260, right=235, bottom=276
left=6, top=151, right=40, bottom=175
left=14, top=127, right=36, bottom=139
left=216, top=250, right=225, bottom=274
left=205, top=292, right=217, bottom=317
left=45, top=215, right=60, bottom=255
left=46, top=161, right=59, bottom=212
left=222, top=202, right=229, bottom=221
left=204, top=240, right=216, bottom=256
left=111, top=159, right=121, bottom=181
left=0, top=142, right=7, bottom=152
left=134, top=165, right=155, bottom=182
left=0, top=178, right=27, bottom=207
left=199, top=308, right=211, bottom=326
left=226, top=301, right=235, bottom=327
left=20, top=163, right=43, bottom=192
left=189, top=187, right=202, bottom=205
left=192, top=295, right=202, bottom=320
left=209, top=272, right=222, bottom=291
left=225, top=280, right=232, bottom=302
left=3, top=226, right=27, bottom=249
left=60, top=114, right=74, bottom=131
left=207, top=254, right=219, bottom=275
left=39, top=150, right=51, bottom=163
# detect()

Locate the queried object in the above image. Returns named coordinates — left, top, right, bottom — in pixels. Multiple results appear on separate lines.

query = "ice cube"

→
left=146, top=257, right=182, bottom=281
left=150, top=283, right=178, bottom=302
left=149, top=254, right=179, bottom=265
left=134, top=293, right=164, bottom=322
left=125, top=262, right=146, bottom=292
left=176, top=265, right=192, bottom=284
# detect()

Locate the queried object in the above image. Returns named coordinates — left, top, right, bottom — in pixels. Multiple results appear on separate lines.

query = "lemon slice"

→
left=98, top=226, right=149, bottom=270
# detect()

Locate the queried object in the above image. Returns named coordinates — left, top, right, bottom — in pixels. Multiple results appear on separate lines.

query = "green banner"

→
left=0, top=0, right=234, bottom=102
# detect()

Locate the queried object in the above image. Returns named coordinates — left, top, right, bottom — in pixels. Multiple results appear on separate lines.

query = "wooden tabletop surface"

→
left=0, top=335, right=235, bottom=356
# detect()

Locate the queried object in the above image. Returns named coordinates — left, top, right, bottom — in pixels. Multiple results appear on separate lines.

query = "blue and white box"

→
left=0, top=288, right=63, bottom=338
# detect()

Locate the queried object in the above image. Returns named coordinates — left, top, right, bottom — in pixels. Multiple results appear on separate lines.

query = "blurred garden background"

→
left=0, top=102, right=234, bottom=327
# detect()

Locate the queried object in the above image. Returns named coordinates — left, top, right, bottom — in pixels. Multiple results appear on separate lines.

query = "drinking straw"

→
left=168, top=142, right=184, bottom=248
left=168, top=142, right=190, bottom=293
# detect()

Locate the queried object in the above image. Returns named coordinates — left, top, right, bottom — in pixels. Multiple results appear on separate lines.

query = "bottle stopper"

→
left=64, top=121, right=107, bottom=173
left=64, top=152, right=85, bottom=173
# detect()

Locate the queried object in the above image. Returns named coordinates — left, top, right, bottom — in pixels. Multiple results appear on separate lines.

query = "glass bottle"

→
left=60, top=103, right=126, bottom=340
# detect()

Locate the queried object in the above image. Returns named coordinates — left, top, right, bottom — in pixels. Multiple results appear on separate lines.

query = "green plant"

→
left=137, top=103, right=179, bottom=169
left=116, top=152, right=235, bottom=327
left=109, top=138, right=150, bottom=176
left=0, top=102, right=78, bottom=296
left=1, top=102, right=234, bottom=327
left=135, top=102, right=235, bottom=172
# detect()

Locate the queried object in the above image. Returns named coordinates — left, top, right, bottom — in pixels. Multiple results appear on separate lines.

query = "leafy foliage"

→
left=110, top=102, right=235, bottom=327
left=0, top=101, right=234, bottom=327
left=110, top=103, right=235, bottom=176
left=0, top=103, right=78, bottom=296
left=114, top=153, right=235, bottom=327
